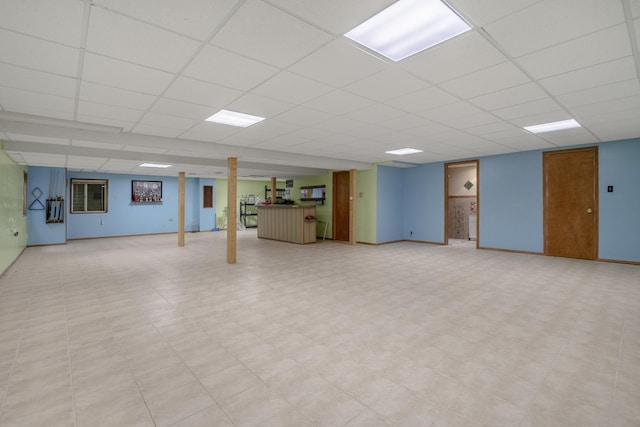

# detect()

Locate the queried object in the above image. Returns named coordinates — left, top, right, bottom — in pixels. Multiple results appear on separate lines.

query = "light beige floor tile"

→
left=143, top=379, right=215, bottom=427
left=168, top=404, right=234, bottom=427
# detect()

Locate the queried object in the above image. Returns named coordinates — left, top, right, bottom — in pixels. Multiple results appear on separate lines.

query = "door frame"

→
left=543, top=146, right=598, bottom=259
left=444, top=160, right=479, bottom=247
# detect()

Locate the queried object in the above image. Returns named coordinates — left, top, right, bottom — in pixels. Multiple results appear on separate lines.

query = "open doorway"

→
left=445, top=160, right=479, bottom=247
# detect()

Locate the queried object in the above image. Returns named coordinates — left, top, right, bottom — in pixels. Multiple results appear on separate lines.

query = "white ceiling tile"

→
left=420, top=101, right=484, bottom=123
left=86, top=7, right=200, bottom=73
left=131, top=124, right=182, bottom=138
left=570, top=95, right=640, bottom=119
left=344, top=68, right=430, bottom=102
left=440, top=62, right=531, bottom=99
left=447, top=0, right=542, bottom=26
left=401, top=31, right=507, bottom=84
left=79, top=81, right=156, bottom=111
left=492, top=133, right=554, bottom=150
left=403, top=121, right=452, bottom=137
left=0, top=29, right=79, bottom=77
left=464, top=121, right=521, bottom=137
left=226, top=93, right=294, bottom=119
left=345, top=104, right=406, bottom=124
left=484, top=0, right=625, bottom=57
left=538, top=57, right=637, bottom=96
left=272, top=107, right=335, bottom=127
left=469, top=82, right=548, bottom=111
left=93, top=0, right=238, bottom=41
left=386, top=87, right=459, bottom=113
left=179, top=121, right=242, bottom=142
left=137, top=112, right=201, bottom=131
left=492, top=98, right=564, bottom=120
left=211, top=1, right=332, bottom=68
left=184, top=45, right=278, bottom=91
left=237, top=121, right=300, bottom=142
left=587, top=116, right=640, bottom=142
left=0, top=87, right=75, bottom=117
left=66, top=156, right=107, bottom=168
left=516, top=24, right=631, bottom=79
left=379, top=114, right=435, bottom=131
left=82, top=53, right=175, bottom=95
left=536, top=127, right=600, bottom=146
left=0, top=0, right=84, bottom=47
left=508, top=111, right=573, bottom=128
left=290, top=38, right=387, bottom=88
left=633, top=1, right=640, bottom=18
left=78, top=100, right=145, bottom=123
left=20, top=153, right=67, bottom=166
left=164, top=77, right=242, bottom=108
left=0, top=63, right=77, bottom=99
left=441, top=113, right=503, bottom=129
left=76, top=114, right=136, bottom=132
left=557, top=79, right=640, bottom=109
left=266, top=0, right=395, bottom=35
left=253, top=71, right=333, bottom=105
left=304, top=90, right=373, bottom=115
left=311, top=116, right=366, bottom=134
left=151, top=98, right=213, bottom=121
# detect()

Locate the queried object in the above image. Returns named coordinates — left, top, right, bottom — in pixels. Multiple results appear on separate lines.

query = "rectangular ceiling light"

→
left=524, top=119, right=581, bottom=134
left=386, top=148, right=424, bottom=155
left=205, top=109, right=265, bottom=128
left=345, top=0, right=471, bottom=62
left=140, top=163, right=172, bottom=168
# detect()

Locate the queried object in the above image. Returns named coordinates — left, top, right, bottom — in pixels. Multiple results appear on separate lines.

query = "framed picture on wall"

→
left=131, top=180, right=162, bottom=203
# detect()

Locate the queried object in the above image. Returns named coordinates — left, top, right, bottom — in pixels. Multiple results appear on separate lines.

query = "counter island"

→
left=256, top=205, right=316, bottom=244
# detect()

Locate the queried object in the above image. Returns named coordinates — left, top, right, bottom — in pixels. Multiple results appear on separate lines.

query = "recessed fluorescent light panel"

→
left=140, top=163, right=172, bottom=168
left=386, top=148, right=424, bottom=155
left=345, top=0, right=471, bottom=62
left=524, top=119, right=581, bottom=134
left=205, top=109, right=265, bottom=128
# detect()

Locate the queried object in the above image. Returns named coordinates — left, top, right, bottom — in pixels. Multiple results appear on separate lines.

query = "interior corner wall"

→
left=598, top=138, right=640, bottom=262
left=0, top=144, right=28, bottom=274
left=356, top=167, right=377, bottom=244
left=479, top=151, right=544, bottom=253
left=376, top=166, right=404, bottom=243
left=402, top=163, right=445, bottom=243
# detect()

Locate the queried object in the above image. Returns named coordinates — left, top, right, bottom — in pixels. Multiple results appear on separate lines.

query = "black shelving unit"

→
left=240, top=201, right=258, bottom=228
left=264, top=185, right=286, bottom=203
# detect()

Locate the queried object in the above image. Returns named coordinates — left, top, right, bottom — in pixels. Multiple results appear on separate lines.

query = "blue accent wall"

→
left=66, top=172, right=199, bottom=239
left=27, top=166, right=67, bottom=246
left=479, top=151, right=544, bottom=252
left=403, top=162, right=445, bottom=243
left=376, top=166, right=404, bottom=242
left=599, top=138, right=640, bottom=262
left=376, top=138, right=639, bottom=262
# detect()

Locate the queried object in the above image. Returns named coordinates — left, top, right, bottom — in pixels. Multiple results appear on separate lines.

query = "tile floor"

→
left=0, top=230, right=639, bottom=426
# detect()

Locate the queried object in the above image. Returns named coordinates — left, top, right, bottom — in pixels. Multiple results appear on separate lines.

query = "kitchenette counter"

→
left=256, top=205, right=316, bottom=244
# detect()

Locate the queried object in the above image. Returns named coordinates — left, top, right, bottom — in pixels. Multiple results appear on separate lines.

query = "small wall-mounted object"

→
left=46, top=197, right=64, bottom=223
left=131, top=180, right=163, bottom=204
left=607, top=185, right=613, bottom=193
left=300, top=185, right=326, bottom=204
left=28, top=187, right=45, bottom=210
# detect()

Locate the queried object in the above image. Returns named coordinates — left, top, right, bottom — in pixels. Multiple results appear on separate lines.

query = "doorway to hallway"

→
left=445, top=160, right=479, bottom=247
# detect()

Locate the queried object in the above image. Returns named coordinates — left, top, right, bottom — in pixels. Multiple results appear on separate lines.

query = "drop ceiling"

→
left=1, top=0, right=639, bottom=179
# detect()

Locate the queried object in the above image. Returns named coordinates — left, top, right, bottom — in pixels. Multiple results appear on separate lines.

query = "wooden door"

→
left=543, top=147, right=598, bottom=260
left=333, top=171, right=350, bottom=241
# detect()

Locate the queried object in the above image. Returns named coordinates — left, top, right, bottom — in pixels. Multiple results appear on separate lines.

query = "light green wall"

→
left=215, top=169, right=377, bottom=241
left=356, top=167, right=377, bottom=244
left=215, top=179, right=272, bottom=229
left=0, top=142, right=28, bottom=275
left=290, top=173, right=334, bottom=239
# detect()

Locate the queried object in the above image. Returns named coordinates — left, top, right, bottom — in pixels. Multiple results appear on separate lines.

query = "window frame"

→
left=70, top=179, right=108, bottom=214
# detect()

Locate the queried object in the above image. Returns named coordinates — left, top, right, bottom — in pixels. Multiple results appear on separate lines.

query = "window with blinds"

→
left=71, top=179, right=108, bottom=213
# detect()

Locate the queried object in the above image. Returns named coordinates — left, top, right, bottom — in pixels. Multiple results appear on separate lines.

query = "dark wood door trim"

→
left=543, top=146, right=598, bottom=260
